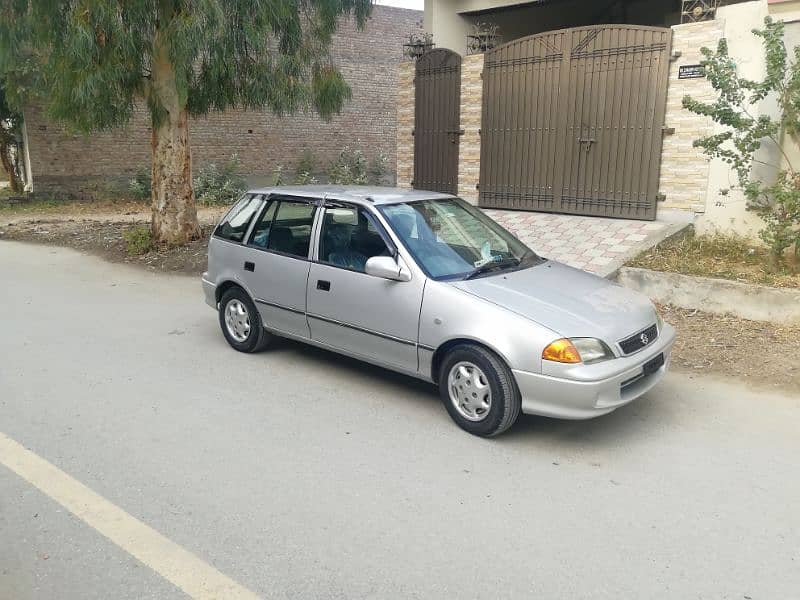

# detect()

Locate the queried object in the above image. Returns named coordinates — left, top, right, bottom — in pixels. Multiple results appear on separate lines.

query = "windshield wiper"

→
left=464, top=258, right=521, bottom=280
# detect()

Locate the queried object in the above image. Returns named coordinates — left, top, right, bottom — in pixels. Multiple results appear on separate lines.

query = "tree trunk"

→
left=0, top=141, right=22, bottom=193
left=149, top=32, right=200, bottom=245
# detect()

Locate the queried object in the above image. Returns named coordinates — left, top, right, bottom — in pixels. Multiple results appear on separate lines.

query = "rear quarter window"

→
left=214, top=195, right=263, bottom=243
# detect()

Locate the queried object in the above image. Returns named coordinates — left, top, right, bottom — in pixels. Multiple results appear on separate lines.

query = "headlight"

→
left=571, top=338, right=614, bottom=364
left=542, top=338, right=614, bottom=365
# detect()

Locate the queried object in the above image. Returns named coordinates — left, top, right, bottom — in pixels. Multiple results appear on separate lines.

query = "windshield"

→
left=379, top=198, right=541, bottom=280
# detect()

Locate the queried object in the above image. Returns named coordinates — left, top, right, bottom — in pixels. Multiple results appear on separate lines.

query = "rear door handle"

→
left=244, top=261, right=255, bottom=272
left=316, top=280, right=331, bottom=292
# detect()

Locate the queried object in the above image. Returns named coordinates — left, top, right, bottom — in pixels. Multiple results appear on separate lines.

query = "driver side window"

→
left=318, top=206, right=391, bottom=273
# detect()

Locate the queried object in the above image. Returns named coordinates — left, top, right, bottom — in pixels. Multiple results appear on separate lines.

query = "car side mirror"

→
left=365, top=256, right=411, bottom=282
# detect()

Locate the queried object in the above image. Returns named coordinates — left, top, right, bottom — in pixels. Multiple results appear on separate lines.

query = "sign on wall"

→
left=679, top=64, right=706, bottom=79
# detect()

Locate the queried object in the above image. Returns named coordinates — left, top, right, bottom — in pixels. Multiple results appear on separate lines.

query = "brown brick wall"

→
left=24, top=6, right=422, bottom=196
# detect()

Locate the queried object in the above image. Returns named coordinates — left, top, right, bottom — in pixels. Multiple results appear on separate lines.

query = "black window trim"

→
left=243, top=194, right=319, bottom=262
left=315, top=201, right=399, bottom=275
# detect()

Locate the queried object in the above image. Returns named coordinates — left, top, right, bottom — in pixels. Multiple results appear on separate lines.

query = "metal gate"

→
left=479, top=25, right=672, bottom=220
left=414, top=49, right=462, bottom=194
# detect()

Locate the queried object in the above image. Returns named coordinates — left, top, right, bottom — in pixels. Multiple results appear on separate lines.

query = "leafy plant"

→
left=128, top=167, right=151, bottom=201
left=369, top=151, right=388, bottom=186
left=122, top=225, right=153, bottom=256
left=193, top=155, right=246, bottom=205
left=327, top=146, right=368, bottom=185
left=272, top=165, right=286, bottom=187
left=294, top=149, right=318, bottom=184
left=683, top=17, right=800, bottom=266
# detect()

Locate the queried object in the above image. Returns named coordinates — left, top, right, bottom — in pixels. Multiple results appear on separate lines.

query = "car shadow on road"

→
left=506, top=394, right=676, bottom=448
left=263, top=336, right=677, bottom=448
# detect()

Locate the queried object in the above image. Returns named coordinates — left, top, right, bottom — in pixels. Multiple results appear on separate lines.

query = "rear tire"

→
left=438, top=344, right=521, bottom=437
left=218, top=287, right=271, bottom=353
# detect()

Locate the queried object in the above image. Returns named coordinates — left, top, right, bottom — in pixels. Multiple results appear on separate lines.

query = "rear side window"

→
left=267, top=201, right=317, bottom=258
left=214, top=195, right=263, bottom=243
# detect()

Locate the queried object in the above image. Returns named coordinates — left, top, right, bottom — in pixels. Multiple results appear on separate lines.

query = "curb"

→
left=615, top=267, right=800, bottom=324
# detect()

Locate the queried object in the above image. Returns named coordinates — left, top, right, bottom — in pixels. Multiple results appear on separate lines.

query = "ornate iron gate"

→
left=414, top=49, right=462, bottom=194
left=479, top=25, right=672, bottom=220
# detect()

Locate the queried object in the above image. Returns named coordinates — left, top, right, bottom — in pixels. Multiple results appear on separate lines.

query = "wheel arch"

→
left=429, top=337, right=513, bottom=384
left=215, top=279, right=249, bottom=305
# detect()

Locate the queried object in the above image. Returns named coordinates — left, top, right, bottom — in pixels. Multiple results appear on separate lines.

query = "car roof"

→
left=245, top=185, right=456, bottom=206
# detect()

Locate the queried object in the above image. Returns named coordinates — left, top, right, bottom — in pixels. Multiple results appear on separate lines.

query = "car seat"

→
left=269, top=227, right=295, bottom=254
left=325, top=223, right=368, bottom=271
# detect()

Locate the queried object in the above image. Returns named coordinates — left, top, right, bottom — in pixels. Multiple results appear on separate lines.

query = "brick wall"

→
left=457, top=53, right=484, bottom=205
left=24, top=6, right=422, bottom=196
left=658, top=20, right=724, bottom=212
left=396, top=60, right=415, bottom=189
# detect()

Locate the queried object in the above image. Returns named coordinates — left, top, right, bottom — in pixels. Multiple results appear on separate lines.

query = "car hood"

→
left=449, top=261, right=657, bottom=343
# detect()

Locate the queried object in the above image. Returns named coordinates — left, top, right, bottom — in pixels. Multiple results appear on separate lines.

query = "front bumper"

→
left=513, top=324, right=676, bottom=420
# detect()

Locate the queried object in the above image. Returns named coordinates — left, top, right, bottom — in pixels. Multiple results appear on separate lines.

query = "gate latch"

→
left=578, top=137, right=596, bottom=152
left=446, top=129, right=465, bottom=144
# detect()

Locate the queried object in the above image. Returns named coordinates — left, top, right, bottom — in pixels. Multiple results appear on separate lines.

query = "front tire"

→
left=218, top=287, right=271, bottom=353
left=438, top=344, right=521, bottom=437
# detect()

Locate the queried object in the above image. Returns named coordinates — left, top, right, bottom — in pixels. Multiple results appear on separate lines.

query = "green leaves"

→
left=683, top=16, right=800, bottom=265
left=0, top=0, right=374, bottom=128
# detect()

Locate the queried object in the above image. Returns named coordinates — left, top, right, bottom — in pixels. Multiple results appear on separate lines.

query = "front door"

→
left=306, top=203, right=424, bottom=373
left=241, top=195, right=317, bottom=338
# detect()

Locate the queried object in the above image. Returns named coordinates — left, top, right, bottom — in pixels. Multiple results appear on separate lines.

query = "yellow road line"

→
left=0, top=431, right=262, bottom=600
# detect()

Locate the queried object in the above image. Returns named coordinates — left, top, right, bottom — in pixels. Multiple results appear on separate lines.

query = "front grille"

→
left=619, top=324, right=658, bottom=355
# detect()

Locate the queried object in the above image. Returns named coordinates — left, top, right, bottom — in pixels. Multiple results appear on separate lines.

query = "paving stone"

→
left=486, top=209, right=678, bottom=275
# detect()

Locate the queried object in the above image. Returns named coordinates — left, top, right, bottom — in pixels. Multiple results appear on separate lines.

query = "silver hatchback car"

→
left=203, top=186, right=675, bottom=437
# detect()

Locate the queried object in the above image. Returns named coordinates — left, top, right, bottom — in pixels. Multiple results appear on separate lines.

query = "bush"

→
left=292, top=149, right=318, bottom=184
left=272, top=164, right=285, bottom=186
left=683, top=17, right=800, bottom=267
left=128, top=167, right=151, bottom=200
left=123, top=225, right=153, bottom=255
left=327, top=146, right=368, bottom=185
left=193, top=155, right=246, bottom=205
left=369, top=151, right=388, bottom=186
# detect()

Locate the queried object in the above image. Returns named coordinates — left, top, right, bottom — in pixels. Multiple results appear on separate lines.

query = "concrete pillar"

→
left=658, top=20, right=723, bottom=213
left=458, top=53, right=484, bottom=205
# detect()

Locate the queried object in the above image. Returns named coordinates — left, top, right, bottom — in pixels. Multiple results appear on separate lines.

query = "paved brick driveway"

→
left=486, top=209, right=684, bottom=277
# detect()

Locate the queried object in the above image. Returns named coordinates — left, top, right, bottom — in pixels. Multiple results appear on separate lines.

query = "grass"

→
left=122, top=225, right=153, bottom=256
left=628, top=230, right=800, bottom=288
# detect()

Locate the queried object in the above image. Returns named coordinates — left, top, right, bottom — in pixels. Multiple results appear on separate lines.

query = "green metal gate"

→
left=479, top=25, right=672, bottom=220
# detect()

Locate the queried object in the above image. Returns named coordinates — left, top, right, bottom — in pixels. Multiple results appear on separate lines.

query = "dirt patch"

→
left=0, top=218, right=212, bottom=275
left=629, top=231, right=800, bottom=289
left=660, top=304, right=800, bottom=395
left=0, top=198, right=151, bottom=219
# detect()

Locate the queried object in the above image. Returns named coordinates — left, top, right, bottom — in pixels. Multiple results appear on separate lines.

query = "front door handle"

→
left=244, top=261, right=255, bottom=272
left=316, top=280, right=331, bottom=292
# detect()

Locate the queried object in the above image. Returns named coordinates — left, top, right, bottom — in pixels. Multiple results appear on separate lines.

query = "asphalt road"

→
left=1, top=241, right=798, bottom=600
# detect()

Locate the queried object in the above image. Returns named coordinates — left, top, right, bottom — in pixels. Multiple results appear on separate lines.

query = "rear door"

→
left=241, top=195, right=318, bottom=338
left=306, top=202, right=424, bottom=373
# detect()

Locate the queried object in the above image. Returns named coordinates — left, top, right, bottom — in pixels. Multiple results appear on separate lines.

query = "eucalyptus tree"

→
left=0, top=0, right=372, bottom=244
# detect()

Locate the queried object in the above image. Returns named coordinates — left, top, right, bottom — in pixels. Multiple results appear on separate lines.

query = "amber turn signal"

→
left=542, top=338, right=582, bottom=364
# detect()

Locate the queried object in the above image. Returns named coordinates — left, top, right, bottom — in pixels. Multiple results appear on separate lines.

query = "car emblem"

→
left=640, top=333, right=650, bottom=345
